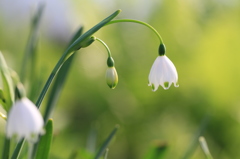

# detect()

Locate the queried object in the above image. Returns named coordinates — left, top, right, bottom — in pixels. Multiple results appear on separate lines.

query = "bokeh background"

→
left=0, top=0, right=240, bottom=158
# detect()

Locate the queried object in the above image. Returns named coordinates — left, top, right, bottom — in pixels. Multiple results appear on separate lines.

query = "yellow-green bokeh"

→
left=0, top=0, right=240, bottom=159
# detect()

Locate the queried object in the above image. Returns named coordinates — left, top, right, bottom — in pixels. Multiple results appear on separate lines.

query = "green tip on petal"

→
left=108, top=83, right=117, bottom=89
left=151, top=84, right=155, bottom=91
left=164, top=82, right=169, bottom=89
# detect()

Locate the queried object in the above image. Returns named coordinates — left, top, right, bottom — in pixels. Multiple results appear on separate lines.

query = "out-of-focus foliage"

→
left=0, top=0, right=240, bottom=159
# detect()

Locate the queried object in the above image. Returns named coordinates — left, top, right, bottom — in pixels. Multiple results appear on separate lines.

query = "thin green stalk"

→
left=28, top=143, right=34, bottom=159
left=36, top=27, right=84, bottom=159
left=181, top=115, right=209, bottom=159
left=199, top=136, right=214, bottom=159
left=94, top=125, right=119, bottom=159
left=20, top=3, right=45, bottom=83
left=104, top=149, right=109, bottom=159
left=1, top=137, right=10, bottom=159
left=11, top=139, right=25, bottom=159
left=106, top=19, right=164, bottom=44
left=96, top=38, right=112, bottom=57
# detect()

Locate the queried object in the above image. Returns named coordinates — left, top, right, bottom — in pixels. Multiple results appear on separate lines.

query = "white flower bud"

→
left=106, top=67, right=118, bottom=89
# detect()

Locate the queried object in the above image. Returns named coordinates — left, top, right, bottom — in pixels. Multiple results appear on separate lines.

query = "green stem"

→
left=11, top=139, right=25, bottom=159
left=96, top=38, right=112, bottom=57
left=1, top=137, right=10, bottom=159
left=199, top=136, right=214, bottom=159
left=20, top=3, right=44, bottom=83
left=35, top=51, right=72, bottom=108
left=28, top=142, right=34, bottom=159
left=106, top=19, right=164, bottom=44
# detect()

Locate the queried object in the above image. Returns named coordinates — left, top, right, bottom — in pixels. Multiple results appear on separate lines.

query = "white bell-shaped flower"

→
left=148, top=55, right=178, bottom=91
left=6, top=97, right=44, bottom=143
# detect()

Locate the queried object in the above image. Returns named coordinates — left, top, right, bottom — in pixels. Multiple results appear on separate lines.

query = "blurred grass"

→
left=0, top=0, right=240, bottom=159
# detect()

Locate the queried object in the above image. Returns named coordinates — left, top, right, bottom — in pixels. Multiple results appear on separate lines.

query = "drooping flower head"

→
left=106, top=67, right=118, bottom=89
left=106, top=57, right=118, bottom=89
left=148, top=44, right=178, bottom=91
left=6, top=97, right=44, bottom=143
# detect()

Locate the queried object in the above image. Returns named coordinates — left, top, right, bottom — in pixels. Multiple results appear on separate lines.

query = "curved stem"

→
left=106, top=19, right=164, bottom=44
left=96, top=38, right=112, bottom=57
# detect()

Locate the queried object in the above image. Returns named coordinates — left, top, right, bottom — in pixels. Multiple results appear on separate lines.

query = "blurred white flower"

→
left=6, top=98, right=44, bottom=143
left=148, top=55, right=178, bottom=91
left=106, top=67, right=118, bottom=89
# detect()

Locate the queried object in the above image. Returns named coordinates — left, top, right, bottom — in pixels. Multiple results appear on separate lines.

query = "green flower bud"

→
left=106, top=67, right=118, bottom=89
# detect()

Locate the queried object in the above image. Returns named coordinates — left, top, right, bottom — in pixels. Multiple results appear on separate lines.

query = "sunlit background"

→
left=0, top=0, right=240, bottom=158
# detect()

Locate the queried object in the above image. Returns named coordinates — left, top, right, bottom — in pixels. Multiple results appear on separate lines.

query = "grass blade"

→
left=94, top=125, right=119, bottom=159
left=199, top=136, right=214, bottom=159
left=20, top=3, right=45, bottom=83
left=143, top=141, right=167, bottom=159
left=43, top=26, right=83, bottom=123
left=1, top=137, right=10, bottom=159
left=181, top=116, right=209, bottom=159
left=35, top=119, right=53, bottom=159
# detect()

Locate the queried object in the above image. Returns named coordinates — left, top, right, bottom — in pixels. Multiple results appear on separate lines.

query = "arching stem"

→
left=106, top=19, right=164, bottom=44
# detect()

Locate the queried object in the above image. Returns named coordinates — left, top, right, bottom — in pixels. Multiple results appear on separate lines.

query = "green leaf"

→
left=104, top=149, right=109, bottom=159
left=20, top=2, right=45, bottom=85
left=0, top=51, right=15, bottom=112
left=11, top=139, right=25, bottom=159
left=12, top=10, right=121, bottom=159
left=35, top=119, right=53, bottom=159
left=94, top=125, right=119, bottom=159
left=43, top=26, right=83, bottom=123
left=199, top=136, right=214, bottom=159
left=1, top=137, right=10, bottom=159
left=142, top=141, right=167, bottom=159
left=35, top=9, right=121, bottom=109
left=31, top=26, right=84, bottom=159
left=66, top=9, right=121, bottom=53
left=181, top=116, right=209, bottom=159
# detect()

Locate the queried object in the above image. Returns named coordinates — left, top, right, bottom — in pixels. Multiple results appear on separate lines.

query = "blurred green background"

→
left=0, top=0, right=240, bottom=159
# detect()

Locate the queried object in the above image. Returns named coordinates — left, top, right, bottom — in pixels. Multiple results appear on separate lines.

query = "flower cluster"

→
left=0, top=10, right=180, bottom=158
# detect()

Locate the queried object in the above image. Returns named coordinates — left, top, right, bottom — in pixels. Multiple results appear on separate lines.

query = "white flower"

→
left=6, top=98, right=44, bottom=143
left=148, top=55, right=178, bottom=91
left=106, top=67, right=118, bottom=89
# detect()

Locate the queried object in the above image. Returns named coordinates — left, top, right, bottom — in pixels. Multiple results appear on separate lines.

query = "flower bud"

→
left=106, top=67, right=118, bottom=89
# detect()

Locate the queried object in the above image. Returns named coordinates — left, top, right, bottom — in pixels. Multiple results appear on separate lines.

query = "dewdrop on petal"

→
left=148, top=44, right=178, bottom=91
left=6, top=97, right=44, bottom=143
